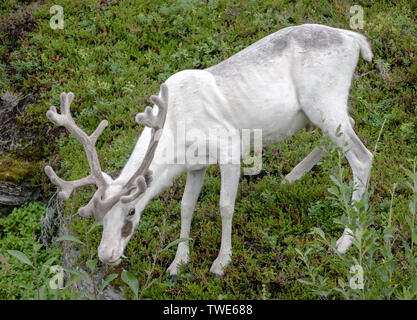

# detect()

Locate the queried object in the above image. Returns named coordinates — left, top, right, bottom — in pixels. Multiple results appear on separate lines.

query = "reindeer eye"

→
left=128, top=208, right=135, bottom=217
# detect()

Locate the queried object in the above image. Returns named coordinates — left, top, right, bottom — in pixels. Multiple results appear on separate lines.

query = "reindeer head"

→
left=45, top=84, right=168, bottom=265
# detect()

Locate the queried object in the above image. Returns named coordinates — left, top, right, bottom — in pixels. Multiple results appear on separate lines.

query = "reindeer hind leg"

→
left=301, top=101, right=372, bottom=255
left=282, top=117, right=356, bottom=184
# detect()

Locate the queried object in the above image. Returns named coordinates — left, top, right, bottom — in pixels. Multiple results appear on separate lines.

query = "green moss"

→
left=0, top=156, right=39, bottom=183
left=1, top=0, right=417, bottom=300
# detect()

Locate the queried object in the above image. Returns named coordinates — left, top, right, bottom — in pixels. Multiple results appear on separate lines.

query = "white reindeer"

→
left=45, top=24, right=373, bottom=279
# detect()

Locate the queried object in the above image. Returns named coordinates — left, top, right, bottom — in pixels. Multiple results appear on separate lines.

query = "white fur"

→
left=97, top=24, right=373, bottom=275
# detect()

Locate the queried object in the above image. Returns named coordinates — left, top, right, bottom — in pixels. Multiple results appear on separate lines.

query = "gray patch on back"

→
left=206, top=24, right=345, bottom=77
left=206, top=27, right=293, bottom=76
left=289, top=24, right=344, bottom=50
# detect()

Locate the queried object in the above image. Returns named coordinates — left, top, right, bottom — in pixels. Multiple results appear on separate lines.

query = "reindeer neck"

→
left=142, top=128, right=186, bottom=203
left=141, top=162, right=184, bottom=204
left=118, top=126, right=185, bottom=205
left=117, top=127, right=153, bottom=182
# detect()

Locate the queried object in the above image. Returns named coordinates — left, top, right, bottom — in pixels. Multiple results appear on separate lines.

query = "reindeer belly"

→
left=211, top=65, right=309, bottom=146
left=256, top=108, right=309, bottom=146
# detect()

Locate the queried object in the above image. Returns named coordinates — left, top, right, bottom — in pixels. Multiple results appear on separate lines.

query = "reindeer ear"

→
left=121, top=176, right=147, bottom=203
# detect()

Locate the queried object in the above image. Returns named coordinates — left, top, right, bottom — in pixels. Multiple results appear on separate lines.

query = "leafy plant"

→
left=121, top=215, right=193, bottom=299
left=296, top=145, right=417, bottom=300
left=0, top=202, right=61, bottom=299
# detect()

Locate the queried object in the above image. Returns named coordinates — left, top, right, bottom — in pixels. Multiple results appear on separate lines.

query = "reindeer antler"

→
left=87, top=83, right=168, bottom=219
left=45, top=85, right=168, bottom=221
left=122, top=83, right=168, bottom=200
left=44, top=92, right=108, bottom=217
left=135, top=87, right=167, bottom=130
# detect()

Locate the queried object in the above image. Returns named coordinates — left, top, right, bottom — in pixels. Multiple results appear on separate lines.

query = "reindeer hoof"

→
left=212, top=273, right=222, bottom=279
left=170, top=275, right=178, bottom=282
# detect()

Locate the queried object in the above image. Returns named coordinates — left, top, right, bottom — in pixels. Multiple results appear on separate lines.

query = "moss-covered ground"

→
left=0, top=0, right=416, bottom=299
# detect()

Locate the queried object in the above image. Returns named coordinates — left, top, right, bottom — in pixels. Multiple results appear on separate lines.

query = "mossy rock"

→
left=0, top=156, right=39, bottom=183
left=0, top=156, right=41, bottom=216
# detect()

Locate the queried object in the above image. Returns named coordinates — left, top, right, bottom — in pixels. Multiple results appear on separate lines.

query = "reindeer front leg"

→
left=167, top=168, right=206, bottom=280
left=210, top=163, right=240, bottom=277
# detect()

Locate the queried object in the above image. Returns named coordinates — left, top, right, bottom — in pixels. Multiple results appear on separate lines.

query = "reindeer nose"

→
left=98, top=245, right=119, bottom=264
